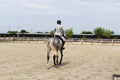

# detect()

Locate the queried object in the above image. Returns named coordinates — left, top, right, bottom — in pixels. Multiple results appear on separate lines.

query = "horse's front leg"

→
left=59, top=49, right=63, bottom=64
left=47, top=51, right=50, bottom=65
left=53, top=50, right=59, bottom=66
left=56, top=55, right=58, bottom=65
left=53, top=55, right=59, bottom=66
left=53, top=55, right=56, bottom=66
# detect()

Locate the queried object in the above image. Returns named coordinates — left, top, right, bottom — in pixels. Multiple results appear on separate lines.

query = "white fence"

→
left=0, top=37, right=120, bottom=45
left=66, top=38, right=120, bottom=45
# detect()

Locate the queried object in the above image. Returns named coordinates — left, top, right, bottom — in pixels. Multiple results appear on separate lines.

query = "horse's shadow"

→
left=47, top=61, right=70, bottom=69
left=59, top=61, right=70, bottom=66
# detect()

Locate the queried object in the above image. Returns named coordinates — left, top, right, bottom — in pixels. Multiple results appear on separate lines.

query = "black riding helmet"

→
left=57, top=20, right=61, bottom=24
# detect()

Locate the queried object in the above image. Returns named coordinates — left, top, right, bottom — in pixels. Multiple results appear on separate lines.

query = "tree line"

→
left=50, top=27, right=114, bottom=38
left=7, top=27, right=114, bottom=38
left=81, top=27, right=114, bottom=38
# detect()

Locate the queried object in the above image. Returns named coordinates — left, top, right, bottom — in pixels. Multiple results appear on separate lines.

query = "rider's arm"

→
left=61, top=27, right=65, bottom=36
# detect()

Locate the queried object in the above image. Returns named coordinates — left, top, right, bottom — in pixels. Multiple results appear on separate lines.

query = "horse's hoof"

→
left=54, top=65, right=58, bottom=68
left=59, top=63, right=61, bottom=65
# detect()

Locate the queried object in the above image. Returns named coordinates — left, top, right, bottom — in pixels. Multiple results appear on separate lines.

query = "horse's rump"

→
left=47, top=37, right=62, bottom=51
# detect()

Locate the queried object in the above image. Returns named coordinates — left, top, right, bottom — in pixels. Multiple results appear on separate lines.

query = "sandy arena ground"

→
left=0, top=42, right=120, bottom=80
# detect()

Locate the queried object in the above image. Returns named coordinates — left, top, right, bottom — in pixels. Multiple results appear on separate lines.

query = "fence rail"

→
left=0, top=37, right=120, bottom=45
left=66, top=38, right=120, bottom=45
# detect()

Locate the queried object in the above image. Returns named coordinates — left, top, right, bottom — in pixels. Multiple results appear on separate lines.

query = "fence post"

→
left=91, top=39, right=93, bottom=45
left=72, top=38, right=73, bottom=44
left=44, top=37, right=47, bottom=43
left=36, top=37, right=38, bottom=43
left=101, top=39, right=103, bottom=45
left=112, top=39, right=114, bottom=46
left=81, top=39, right=83, bottom=45
left=28, top=37, right=30, bottom=43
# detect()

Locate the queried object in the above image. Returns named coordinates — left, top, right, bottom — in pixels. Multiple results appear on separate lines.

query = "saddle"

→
left=54, top=35, right=65, bottom=50
left=54, top=36, right=63, bottom=43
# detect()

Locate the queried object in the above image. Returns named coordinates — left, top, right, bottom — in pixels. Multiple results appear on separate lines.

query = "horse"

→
left=47, top=37, right=64, bottom=66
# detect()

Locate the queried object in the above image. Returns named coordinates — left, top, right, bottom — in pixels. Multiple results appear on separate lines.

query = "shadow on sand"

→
left=59, top=61, right=70, bottom=66
left=47, top=61, right=70, bottom=69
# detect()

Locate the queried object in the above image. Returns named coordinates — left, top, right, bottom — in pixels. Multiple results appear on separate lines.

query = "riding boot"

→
left=62, top=41, right=65, bottom=50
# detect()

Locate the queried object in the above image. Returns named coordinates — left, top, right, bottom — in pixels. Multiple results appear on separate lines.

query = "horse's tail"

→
left=47, top=38, right=59, bottom=54
left=46, top=39, right=51, bottom=65
left=47, top=39, right=51, bottom=52
left=47, top=38, right=58, bottom=65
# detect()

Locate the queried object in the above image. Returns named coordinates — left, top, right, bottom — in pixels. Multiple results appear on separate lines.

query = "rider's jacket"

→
left=54, top=24, right=64, bottom=37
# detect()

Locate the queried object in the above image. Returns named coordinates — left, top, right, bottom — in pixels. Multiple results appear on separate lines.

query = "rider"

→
left=54, top=20, right=65, bottom=50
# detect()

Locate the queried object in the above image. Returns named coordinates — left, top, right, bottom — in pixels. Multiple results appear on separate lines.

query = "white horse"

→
left=47, top=37, right=64, bottom=66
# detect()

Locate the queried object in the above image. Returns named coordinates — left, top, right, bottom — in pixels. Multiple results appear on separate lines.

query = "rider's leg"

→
left=55, top=35, right=65, bottom=50
left=61, top=36, right=65, bottom=49
left=62, top=41, right=65, bottom=49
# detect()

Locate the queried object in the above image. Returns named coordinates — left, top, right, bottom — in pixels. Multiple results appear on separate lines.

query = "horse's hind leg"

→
left=59, top=50, right=63, bottom=64
left=47, top=51, right=50, bottom=65
left=53, top=50, right=59, bottom=66
left=56, top=55, right=58, bottom=65
left=53, top=55, right=58, bottom=66
left=53, top=55, right=56, bottom=66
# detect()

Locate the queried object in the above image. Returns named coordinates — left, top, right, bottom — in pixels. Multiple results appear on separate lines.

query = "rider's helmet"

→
left=57, top=20, right=61, bottom=24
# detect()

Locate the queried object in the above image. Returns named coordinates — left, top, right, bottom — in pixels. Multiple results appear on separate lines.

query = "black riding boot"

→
left=62, top=41, right=65, bottom=50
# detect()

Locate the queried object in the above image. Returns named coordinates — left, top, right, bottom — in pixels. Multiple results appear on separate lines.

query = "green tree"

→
left=81, top=31, right=93, bottom=34
left=37, top=32, right=43, bottom=33
left=45, top=32, right=49, bottom=33
left=110, top=31, right=114, bottom=34
left=66, top=28, right=73, bottom=38
left=103, top=30, right=111, bottom=38
left=93, top=27, right=114, bottom=38
left=49, top=30, right=55, bottom=36
left=20, top=29, right=29, bottom=33
left=93, top=27, right=105, bottom=38
left=7, top=31, right=18, bottom=34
